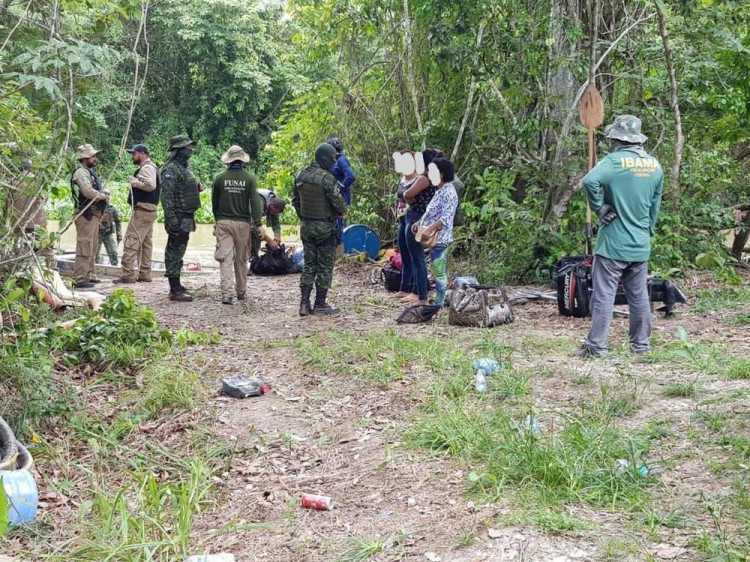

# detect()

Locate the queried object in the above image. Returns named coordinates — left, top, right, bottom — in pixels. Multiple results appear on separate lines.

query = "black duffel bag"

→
left=250, top=244, right=293, bottom=276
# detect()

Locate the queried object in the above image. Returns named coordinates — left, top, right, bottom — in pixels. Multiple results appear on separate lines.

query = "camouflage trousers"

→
left=300, top=220, right=337, bottom=290
left=97, top=233, right=119, bottom=266
left=165, top=231, right=190, bottom=278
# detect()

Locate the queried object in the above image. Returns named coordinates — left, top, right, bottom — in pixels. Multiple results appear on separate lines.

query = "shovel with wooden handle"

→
left=579, top=84, right=604, bottom=255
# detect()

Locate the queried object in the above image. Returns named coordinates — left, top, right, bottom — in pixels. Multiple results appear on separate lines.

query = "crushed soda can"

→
left=221, top=375, right=270, bottom=399
left=301, top=493, right=334, bottom=511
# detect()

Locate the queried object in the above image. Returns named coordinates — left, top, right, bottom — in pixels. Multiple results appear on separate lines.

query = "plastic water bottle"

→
left=474, top=371, right=488, bottom=393
left=0, top=469, right=39, bottom=525
left=522, top=415, right=541, bottom=436
left=472, top=358, right=503, bottom=376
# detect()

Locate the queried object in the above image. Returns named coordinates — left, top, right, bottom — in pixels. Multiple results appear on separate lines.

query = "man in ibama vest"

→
left=116, top=144, right=160, bottom=283
left=576, top=115, right=664, bottom=358
left=71, top=144, right=108, bottom=288
left=292, top=143, right=346, bottom=316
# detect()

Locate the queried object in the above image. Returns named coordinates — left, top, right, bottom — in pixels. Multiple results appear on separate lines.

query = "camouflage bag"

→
left=448, top=285, right=514, bottom=328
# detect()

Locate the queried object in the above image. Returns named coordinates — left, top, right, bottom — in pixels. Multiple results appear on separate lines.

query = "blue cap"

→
left=126, top=144, right=149, bottom=155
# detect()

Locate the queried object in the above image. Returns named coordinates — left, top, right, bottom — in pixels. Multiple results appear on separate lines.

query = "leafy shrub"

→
left=55, top=289, right=167, bottom=370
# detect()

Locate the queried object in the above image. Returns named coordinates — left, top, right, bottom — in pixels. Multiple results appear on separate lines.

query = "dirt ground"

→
left=65, top=261, right=744, bottom=562
left=6, top=260, right=748, bottom=562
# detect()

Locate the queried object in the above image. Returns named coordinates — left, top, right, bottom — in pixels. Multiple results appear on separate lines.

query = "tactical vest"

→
left=130, top=162, right=161, bottom=207
left=163, top=162, right=201, bottom=214
left=70, top=166, right=106, bottom=211
left=295, top=167, right=335, bottom=220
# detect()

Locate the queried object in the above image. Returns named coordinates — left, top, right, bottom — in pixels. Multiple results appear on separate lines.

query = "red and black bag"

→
left=554, top=255, right=593, bottom=317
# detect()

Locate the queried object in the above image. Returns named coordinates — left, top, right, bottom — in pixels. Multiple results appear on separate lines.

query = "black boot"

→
left=168, top=276, right=193, bottom=302
left=313, top=289, right=338, bottom=315
left=299, top=287, right=312, bottom=317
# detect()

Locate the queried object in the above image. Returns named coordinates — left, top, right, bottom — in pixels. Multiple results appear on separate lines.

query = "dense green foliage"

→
left=1, top=0, right=748, bottom=283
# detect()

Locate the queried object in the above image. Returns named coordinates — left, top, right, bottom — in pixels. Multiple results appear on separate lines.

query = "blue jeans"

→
left=397, top=217, right=414, bottom=293
left=404, top=211, right=428, bottom=300
left=430, top=244, right=449, bottom=306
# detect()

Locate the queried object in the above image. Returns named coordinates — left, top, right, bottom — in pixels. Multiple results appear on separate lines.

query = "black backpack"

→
left=250, top=245, right=292, bottom=275
left=554, top=255, right=594, bottom=317
left=381, top=265, right=401, bottom=292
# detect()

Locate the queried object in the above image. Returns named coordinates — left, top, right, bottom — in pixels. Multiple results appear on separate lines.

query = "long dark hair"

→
left=431, top=157, right=455, bottom=182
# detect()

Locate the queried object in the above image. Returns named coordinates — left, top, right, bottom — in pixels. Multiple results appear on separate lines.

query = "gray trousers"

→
left=584, top=256, right=651, bottom=354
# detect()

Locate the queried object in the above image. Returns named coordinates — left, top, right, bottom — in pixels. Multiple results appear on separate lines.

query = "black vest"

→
left=70, top=167, right=106, bottom=211
left=129, top=162, right=161, bottom=207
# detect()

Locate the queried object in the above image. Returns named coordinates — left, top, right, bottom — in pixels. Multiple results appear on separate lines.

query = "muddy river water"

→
left=48, top=221, right=300, bottom=268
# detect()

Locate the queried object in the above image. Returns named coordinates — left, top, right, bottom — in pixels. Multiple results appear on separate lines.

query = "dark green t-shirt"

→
left=583, top=149, right=664, bottom=262
left=211, top=168, right=262, bottom=225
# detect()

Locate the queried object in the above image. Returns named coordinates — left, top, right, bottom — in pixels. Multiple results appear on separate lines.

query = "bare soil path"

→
left=52, top=266, right=750, bottom=561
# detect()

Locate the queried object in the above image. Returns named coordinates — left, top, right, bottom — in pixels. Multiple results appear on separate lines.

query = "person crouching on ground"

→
left=576, top=115, right=664, bottom=358
left=411, top=157, right=458, bottom=308
left=249, top=188, right=286, bottom=261
left=212, top=145, right=262, bottom=305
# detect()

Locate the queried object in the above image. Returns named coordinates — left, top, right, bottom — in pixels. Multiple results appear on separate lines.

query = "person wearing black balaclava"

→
left=160, top=134, right=204, bottom=302
left=291, top=143, right=347, bottom=316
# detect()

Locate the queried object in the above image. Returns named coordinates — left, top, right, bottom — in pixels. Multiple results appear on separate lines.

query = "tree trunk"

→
left=403, top=0, right=425, bottom=150
left=656, top=4, right=684, bottom=213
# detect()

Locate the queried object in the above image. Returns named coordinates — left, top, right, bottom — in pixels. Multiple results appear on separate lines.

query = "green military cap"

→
left=169, top=134, right=196, bottom=149
left=605, top=115, right=647, bottom=144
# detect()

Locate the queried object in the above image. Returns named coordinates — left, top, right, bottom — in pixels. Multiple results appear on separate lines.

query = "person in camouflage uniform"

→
left=160, top=135, right=203, bottom=302
left=292, top=143, right=346, bottom=316
left=97, top=204, right=122, bottom=265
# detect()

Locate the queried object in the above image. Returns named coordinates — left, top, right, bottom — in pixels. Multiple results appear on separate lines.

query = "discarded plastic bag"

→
left=221, top=375, right=269, bottom=398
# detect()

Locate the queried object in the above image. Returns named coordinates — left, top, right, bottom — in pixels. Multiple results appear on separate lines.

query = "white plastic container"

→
left=0, top=468, right=39, bottom=525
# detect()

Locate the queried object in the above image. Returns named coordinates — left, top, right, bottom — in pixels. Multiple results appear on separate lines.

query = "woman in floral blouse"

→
left=411, top=157, right=458, bottom=307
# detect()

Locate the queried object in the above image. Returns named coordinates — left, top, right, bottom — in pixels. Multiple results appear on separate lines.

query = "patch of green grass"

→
left=456, top=530, right=476, bottom=547
left=586, top=378, right=645, bottom=419
left=53, top=457, right=215, bottom=561
left=727, top=359, right=750, bottom=380
left=647, top=326, right=740, bottom=377
left=662, top=380, right=698, bottom=398
left=600, top=537, right=644, bottom=561
left=338, top=533, right=406, bottom=562
left=501, top=505, right=596, bottom=535
left=692, top=287, right=750, bottom=314
left=727, top=312, right=750, bottom=326
left=488, top=369, right=530, bottom=400
left=298, top=329, right=465, bottom=384
left=409, top=399, right=655, bottom=509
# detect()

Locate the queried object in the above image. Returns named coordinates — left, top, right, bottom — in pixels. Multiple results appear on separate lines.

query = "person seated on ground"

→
left=250, top=188, right=286, bottom=259
left=391, top=150, right=421, bottom=300
left=400, top=148, right=442, bottom=306
left=411, top=156, right=458, bottom=308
